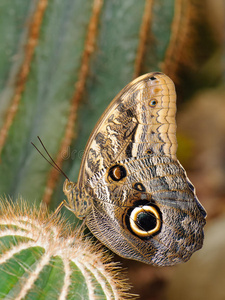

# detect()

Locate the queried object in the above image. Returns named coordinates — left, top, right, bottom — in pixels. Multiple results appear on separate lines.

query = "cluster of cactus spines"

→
left=0, top=198, right=133, bottom=299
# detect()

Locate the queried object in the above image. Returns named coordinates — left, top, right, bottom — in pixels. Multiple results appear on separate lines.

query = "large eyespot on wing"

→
left=128, top=204, right=162, bottom=238
left=77, top=72, right=177, bottom=188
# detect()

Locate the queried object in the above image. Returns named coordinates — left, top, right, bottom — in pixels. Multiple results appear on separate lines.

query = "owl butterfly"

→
left=63, top=72, right=206, bottom=266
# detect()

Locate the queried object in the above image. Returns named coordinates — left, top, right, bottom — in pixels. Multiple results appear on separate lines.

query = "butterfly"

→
left=63, top=72, right=206, bottom=266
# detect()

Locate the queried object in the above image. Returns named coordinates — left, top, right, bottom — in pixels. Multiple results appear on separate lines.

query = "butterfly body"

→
left=64, top=72, right=206, bottom=266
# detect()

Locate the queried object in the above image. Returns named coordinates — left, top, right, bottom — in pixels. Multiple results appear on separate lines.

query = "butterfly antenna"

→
left=31, top=136, right=70, bottom=181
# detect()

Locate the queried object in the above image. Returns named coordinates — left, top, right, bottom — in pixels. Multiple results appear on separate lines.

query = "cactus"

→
left=0, top=198, right=132, bottom=299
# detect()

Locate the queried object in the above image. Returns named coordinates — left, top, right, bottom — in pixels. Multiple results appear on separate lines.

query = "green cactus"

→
left=0, top=199, right=133, bottom=299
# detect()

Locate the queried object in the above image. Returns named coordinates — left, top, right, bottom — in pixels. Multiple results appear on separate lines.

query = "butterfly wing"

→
left=68, top=72, right=206, bottom=266
left=77, top=72, right=177, bottom=188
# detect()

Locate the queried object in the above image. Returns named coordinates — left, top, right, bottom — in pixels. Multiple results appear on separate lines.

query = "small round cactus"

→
left=0, top=198, right=132, bottom=299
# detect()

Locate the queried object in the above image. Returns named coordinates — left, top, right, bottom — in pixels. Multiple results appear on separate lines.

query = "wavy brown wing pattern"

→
left=78, top=72, right=177, bottom=188
left=64, top=72, right=206, bottom=266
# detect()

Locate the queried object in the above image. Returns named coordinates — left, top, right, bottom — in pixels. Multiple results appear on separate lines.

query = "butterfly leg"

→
left=44, top=199, right=72, bottom=227
left=55, top=200, right=88, bottom=238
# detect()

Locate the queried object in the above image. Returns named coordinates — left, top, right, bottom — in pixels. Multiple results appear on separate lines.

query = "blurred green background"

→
left=0, top=0, right=224, bottom=299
